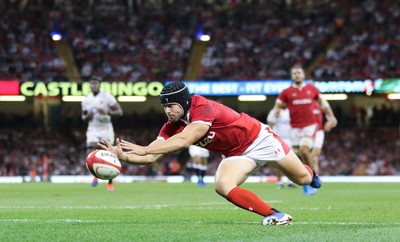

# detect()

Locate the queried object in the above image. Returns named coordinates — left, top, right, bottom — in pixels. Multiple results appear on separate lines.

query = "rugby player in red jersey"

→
left=274, top=66, right=337, bottom=195
left=99, top=81, right=322, bottom=226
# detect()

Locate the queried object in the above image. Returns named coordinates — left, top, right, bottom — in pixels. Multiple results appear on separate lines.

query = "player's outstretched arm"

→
left=97, top=139, right=161, bottom=165
left=142, top=123, right=209, bottom=155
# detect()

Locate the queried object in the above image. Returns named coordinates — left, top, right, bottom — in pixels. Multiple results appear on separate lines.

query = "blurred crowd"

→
left=0, top=0, right=67, bottom=82
left=320, top=128, right=399, bottom=176
left=68, top=1, right=193, bottom=82
left=311, top=0, right=400, bottom=80
left=0, top=102, right=399, bottom=180
left=199, top=0, right=400, bottom=80
left=0, top=0, right=399, bottom=180
left=199, top=1, right=338, bottom=80
left=1, top=0, right=399, bottom=82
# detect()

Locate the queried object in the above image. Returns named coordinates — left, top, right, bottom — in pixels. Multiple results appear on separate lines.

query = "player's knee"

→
left=299, top=137, right=313, bottom=149
left=214, top=182, right=227, bottom=197
left=215, top=187, right=224, bottom=197
left=299, top=144, right=312, bottom=156
left=214, top=179, right=234, bottom=197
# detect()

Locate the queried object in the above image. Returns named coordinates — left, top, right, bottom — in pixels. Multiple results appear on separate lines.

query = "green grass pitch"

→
left=1, top=182, right=399, bottom=241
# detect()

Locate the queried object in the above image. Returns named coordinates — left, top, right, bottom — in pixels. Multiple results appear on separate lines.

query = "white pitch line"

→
left=0, top=202, right=238, bottom=210
left=0, top=219, right=399, bottom=226
left=296, top=221, right=400, bottom=226
left=229, top=221, right=400, bottom=226
left=0, top=219, right=121, bottom=223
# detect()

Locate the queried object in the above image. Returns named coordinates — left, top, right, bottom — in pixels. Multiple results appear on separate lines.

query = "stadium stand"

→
left=199, top=1, right=338, bottom=80
left=0, top=0, right=399, bottom=179
left=312, top=0, right=400, bottom=79
left=68, top=0, right=194, bottom=82
left=0, top=0, right=67, bottom=82
left=2, top=1, right=398, bottom=81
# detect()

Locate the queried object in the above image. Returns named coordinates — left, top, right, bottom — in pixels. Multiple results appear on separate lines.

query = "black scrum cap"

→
left=160, top=82, right=192, bottom=116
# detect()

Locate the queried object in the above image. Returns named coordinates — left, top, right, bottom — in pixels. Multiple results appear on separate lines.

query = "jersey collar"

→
left=292, top=82, right=306, bottom=89
left=180, top=111, right=190, bottom=124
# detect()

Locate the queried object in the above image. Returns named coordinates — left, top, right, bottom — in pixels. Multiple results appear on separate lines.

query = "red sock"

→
left=304, top=165, right=314, bottom=178
left=226, top=187, right=278, bottom=216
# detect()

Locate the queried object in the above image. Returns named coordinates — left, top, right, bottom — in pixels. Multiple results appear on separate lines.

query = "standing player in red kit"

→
left=98, top=82, right=322, bottom=226
left=273, top=66, right=337, bottom=195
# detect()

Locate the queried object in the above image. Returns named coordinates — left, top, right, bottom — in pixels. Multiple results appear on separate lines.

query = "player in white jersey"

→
left=267, top=107, right=295, bottom=189
left=188, top=145, right=210, bottom=186
left=81, top=77, right=123, bottom=191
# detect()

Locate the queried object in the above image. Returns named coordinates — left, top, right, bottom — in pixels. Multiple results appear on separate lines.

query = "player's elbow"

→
left=320, top=99, right=330, bottom=109
left=110, top=109, right=123, bottom=116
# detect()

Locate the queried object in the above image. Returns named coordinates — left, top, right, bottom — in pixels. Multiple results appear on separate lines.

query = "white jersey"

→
left=81, top=91, right=117, bottom=132
left=267, top=108, right=291, bottom=140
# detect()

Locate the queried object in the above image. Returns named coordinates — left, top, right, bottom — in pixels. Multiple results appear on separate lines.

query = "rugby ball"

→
left=86, top=150, right=121, bottom=180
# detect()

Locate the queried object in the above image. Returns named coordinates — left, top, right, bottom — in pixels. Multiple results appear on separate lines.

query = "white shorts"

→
left=86, top=129, right=115, bottom=145
left=313, top=130, right=325, bottom=149
left=289, top=124, right=317, bottom=147
left=224, top=124, right=290, bottom=167
left=189, top=145, right=210, bottom=158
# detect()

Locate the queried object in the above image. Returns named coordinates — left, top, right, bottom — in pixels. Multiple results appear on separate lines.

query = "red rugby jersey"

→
left=312, top=101, right=323, bottom=131
left=277, top=83, right=320, bottom=128
left=158, top=95, right=261, bottom=156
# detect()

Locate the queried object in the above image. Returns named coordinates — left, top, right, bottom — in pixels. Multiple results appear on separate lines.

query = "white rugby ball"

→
left=86, top=150, right=121, bottom=180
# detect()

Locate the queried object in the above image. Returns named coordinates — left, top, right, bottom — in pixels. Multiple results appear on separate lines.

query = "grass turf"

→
left=0, top=182, right=399, bottom=241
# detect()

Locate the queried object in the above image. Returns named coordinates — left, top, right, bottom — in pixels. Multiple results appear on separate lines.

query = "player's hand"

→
left=98, top=108, right=108, bottom=115
left=97, top=139, right=124, bottom=159
left=331, top=117, right=338, bottom=127
left=83, top=110, right=94, bottom=120
left=323, top=122, right=333, bottom=132
left=87, top=112, right=94, bottom=120
left=324, top=116, right=338, bottom=132
left=327, top=116, right=338, bottom=127
left=120, top=139, right=147, bottom=156
left=119, top=139, right=136, bottom=151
